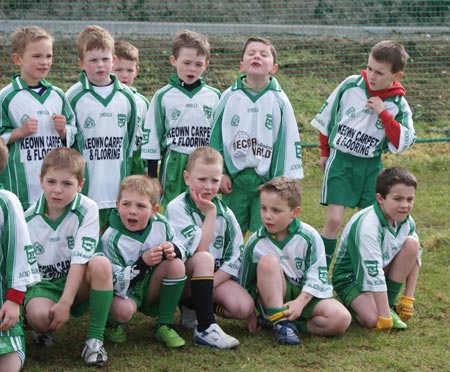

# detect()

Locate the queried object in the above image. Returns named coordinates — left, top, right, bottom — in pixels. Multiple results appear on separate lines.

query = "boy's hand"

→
left=142, top=245, right=164, bottom=266
left=48, top=300, right=71, bottom=330
left=371, top=316, right=393, bottom=332
left=220, top=175, right=232, bottom=194
left=52, top=114, right=67, bottom=138
left=396, top=296, right=415, bottom=322
left=0, top=300, right=20, bottom=331
left=319, top=156, right=328, bottom=173
left=189, top=189, right=216, bottom=217
left=161, top=242, right=175, bottom=260
left=21, top=117, right=39, bottom=136
left=366, top=96, right=386, bottom=115
left=283, top=299, right=304, bottom=321
left=246, top=312, right=261, bottom=333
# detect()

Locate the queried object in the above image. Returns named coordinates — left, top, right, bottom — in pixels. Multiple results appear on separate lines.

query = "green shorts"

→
left=159, top=151, right=189, bottom=208
left=99, top=208, right=114, bottom=233
left=321, top=149, right=382, bottom=208
left=222, top=168, right=264, bottom=232
left=24, top=277, right=90, bottom=318
left=0, top=335, right=25, bottom=367
left=127, top=270, right=158, bottom=318
left=129, top=150, right=146, bottom=175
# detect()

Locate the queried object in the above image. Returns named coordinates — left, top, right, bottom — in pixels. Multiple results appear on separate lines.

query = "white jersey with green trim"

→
left=131, top=88, right=149, bottom=152
left=210, top=76, right=303, bottom=180
left=0, top=189, right=40, bottom=337
left=311, top=74, right=415, bottom=158
left=165, top=192, right=244, bottom=278
left=239, top=218, right=332, bottom=300
left=333, top=203, right=421, bottom=293
left=141, top=76, right=220, bottom=160
left=25, top=193, right=100, bottom=281
left=101, top=210, right=187, bottom=298
left=0, top=77, right=77, bottom=209
left=66, top=73, right=138, bottom=209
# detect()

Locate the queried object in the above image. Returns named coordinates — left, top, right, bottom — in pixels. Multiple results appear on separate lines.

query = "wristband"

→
left=6, top=288, right=25, bottom=305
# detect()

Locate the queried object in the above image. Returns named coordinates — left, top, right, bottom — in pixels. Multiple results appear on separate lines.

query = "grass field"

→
left=22, top=143, right=450, bottom=372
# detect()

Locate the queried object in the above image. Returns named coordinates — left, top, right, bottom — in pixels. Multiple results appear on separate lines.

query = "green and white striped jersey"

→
left=165, top=192, right=244, bottom=278
left=0, top=189, right=40, bottom=337
left=240, top=219, right=332, bottom=301
left=130, top=87, right=149, bottom=152
left=0, top=76, right=77, bottom=209
left=25, top=193, right=100, bottom=281
left=311, top=74, right=415, bottom=158
left=210, top=76, right=303, bottom=181
left=66, top=73, right=138, bottom=209
left=332, top=203, right=421, bottom=293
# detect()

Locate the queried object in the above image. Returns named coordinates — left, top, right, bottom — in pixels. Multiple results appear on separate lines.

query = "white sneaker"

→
left=81, top=338, right=107, bottom=367
left=180, top=305, right=197, bottom=329
left=32, top=331, right=54, bottom=347
left=194, top=323, right=240, bottom=349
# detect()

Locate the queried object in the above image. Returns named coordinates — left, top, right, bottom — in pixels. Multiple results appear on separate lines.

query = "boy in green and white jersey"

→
left=210, top=37, right=303, bottom=235
left=24, top=148, right=113, bottom=367
left=0, top=26, right=76, bottom=210
left=66, top=25, right=138, bottom=231
left=310, top=40, right=415, bottom=268
left=240, top=177, right=350, bottom=345
left=113, top=40, right=150, bottom=175
left=141, top=29, right=220, bottom=207
left=0, top=139, right=40, bottom=372
left=332, top=167, right=421, bottom=332
left=101, top=175, right=187, bottom=348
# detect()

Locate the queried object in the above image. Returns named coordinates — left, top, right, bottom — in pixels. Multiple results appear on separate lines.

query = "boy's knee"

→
left=87, top=255, right=112, bottom=280
left=257, top=255, right=279, bottom=274
left=403, top=236, right=420, bottom=256
left=110, top=302, right=135, bottom=323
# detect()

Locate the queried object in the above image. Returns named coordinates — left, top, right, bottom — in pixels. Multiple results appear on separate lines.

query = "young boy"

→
left=210, top=36, right=303, bottom=236
left=332, top=167, right=421, bottom=332
left=113, top=40, right=150, bottom=175
left=0, top=139, right=41, bottom=372
left=140, top=29, right=220, bottom=207
left=310, top=40, right=415, bottom=268
left=66, top=25, right=138, bottom=232
left=0, top=26, right=77, bottom=210
left=101, top=175, right=187, bottom=348
left=240, top=177, right=351, bottom=345
left=24, top=147, right=113, bottom=367
left=165, top=147, right=253, bottom=344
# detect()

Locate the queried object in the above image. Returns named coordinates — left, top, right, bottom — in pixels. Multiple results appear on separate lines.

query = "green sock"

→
left=321, top=236, right=337, bottom=270
left=86, top=288, right=113, bottom=341
left=157, top=276, right=187, bottom=327
left=386, top=278, right=403, bottom=308
left=266, top=307, right=289, bottom=324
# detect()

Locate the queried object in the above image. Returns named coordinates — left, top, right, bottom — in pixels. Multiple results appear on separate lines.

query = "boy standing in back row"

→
left=310, top=40, right=415, bottom=268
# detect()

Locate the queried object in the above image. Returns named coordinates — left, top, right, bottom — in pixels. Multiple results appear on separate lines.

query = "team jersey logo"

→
left=181, top=225, right=196, bottom=239
left=20, top=114, right=30, bottom=125
left=141, top=129, right=150, bottom=145
left=346, top=107, right=356, bottom=118
left=171, top=109, right=181, bottom=121
left=213, top=236, right=224, bottom=249
left=318, top=267, right=329, bottom=284
left=203, top=105, right=212, bottom=119
left=375, top=118, right=384, bottom=130
left=295, top=142, right=302, bottom=159
left=26, top=244, right=37, bottom=264
left=295, top=257, right=303, bottom=270
left=264, top=114, right=273, bottom=130
left=231, top=115, right=240, bottom=127
left=32, top=242, right=45, bottom=255
left=81, top=237, right=97, bottom=252
left=66, top=236, right=75, bottom=250
left=232, top=131, right=250, bottom=158
left=364, top=260, right=379, bottom=277
left=84, top=116, right=96, bottom=129
left=117, top=114, right=126, bottom=128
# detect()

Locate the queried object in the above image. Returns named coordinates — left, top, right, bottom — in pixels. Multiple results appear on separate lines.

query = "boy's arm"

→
left=284, top=291, right=313, bottom=321
left=189, top=190, right=216, bottom=253
left=7, top=118, right=38, bottom=143
left=366, top=96, right=401, bottom=148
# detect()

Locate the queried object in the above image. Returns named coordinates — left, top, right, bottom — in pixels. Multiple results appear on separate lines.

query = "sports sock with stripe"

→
left=191, top=276, right=215, bottom=332
left=156, top=276, right=187, bottom=327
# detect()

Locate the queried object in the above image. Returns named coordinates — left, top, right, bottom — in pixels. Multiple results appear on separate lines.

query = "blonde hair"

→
left=0, top=139, right=8, bottom=174
left=185, top=146, right=223, bottom=173
left=118, top=175, right=160, bottom=206
left=172, top=29, right=210, bottom=60
left=12, top=26, right=52, bottom=56
left=40, top=147, right=85, bottom=183
left=77, top=25, right=114, bottom=60
left=114, top=40, right=139, bottom=65
left=258, top=176, right=301, bottom=209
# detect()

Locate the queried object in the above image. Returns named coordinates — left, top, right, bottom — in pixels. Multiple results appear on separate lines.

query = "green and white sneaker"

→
left=104, top=324, right=126, bottom=343
left=391, top=309, right=408, bottom=330
left=155, top=325, right=186, bottom=348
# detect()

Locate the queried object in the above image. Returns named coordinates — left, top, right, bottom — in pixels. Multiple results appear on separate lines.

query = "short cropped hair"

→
left=258, top=176, right=301, bottom=209
left=12, top=26, right=52, bottom=56
left=376, top=166, right=417, bottom=198
left=118, top=175, right=160, bottom=206
left=185, top=146, right=223, bottom=173
left=172, top=29, right=210, bottom=60
left=77, top=25, right=114, bottom=60
left=370, top=40, right=409, bottom=73
left=242, top=36, right=277, bottom=65
left=40, top=147, right=85, bottom=183
left=0, top=139, right=8, bottom=174
left=114, top=40, right=139, bottom=64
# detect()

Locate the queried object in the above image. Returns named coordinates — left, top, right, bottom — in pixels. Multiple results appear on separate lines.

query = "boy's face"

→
left=240, top=41, right=278, bottom=78
left=13, top=39, right=53, bottom=86
left=183, top=160, right=222, bottom=202
left=170, top=47, right=209, bottom=85
left=376, top=183, right=415, bottom=225
left=79, top=48, right=114, bottom=86
left=113, top=58, right=139, bottom=86
left=366, top=55, right=403, bottom=91
left=116, top=189, right=158, bottom=232
left=40, top=167, right=84, bottom=215
left=260, top=191, right=300, bottom=241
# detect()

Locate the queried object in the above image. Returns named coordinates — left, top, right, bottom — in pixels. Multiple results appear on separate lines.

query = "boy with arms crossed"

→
left=240, top=177, right=351, bottom=345
left=141, top=29, right=220, bottom=207
left=0, top=139, right=40, bottom=372
left=113, top=40, right=150, bottom=175
left=0, top=26, right=76, bottom=210
left=310, top=40, right=415, bottom=268
left=332, top=167, right=421, bottom=331
left=24, top=148, right=113, bottom=367
left=102, top=175, right=187, bottom=348
left=166, top=147, right=253, bottom=347
left=66, top=25, right=138, bottom=232
left=210, top=37, right=303, bottom=236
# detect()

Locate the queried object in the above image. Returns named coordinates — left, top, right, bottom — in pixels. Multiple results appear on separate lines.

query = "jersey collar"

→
left=184, top=190, right=226, bottom=219
left=373, top=202, right=409, bottom=234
